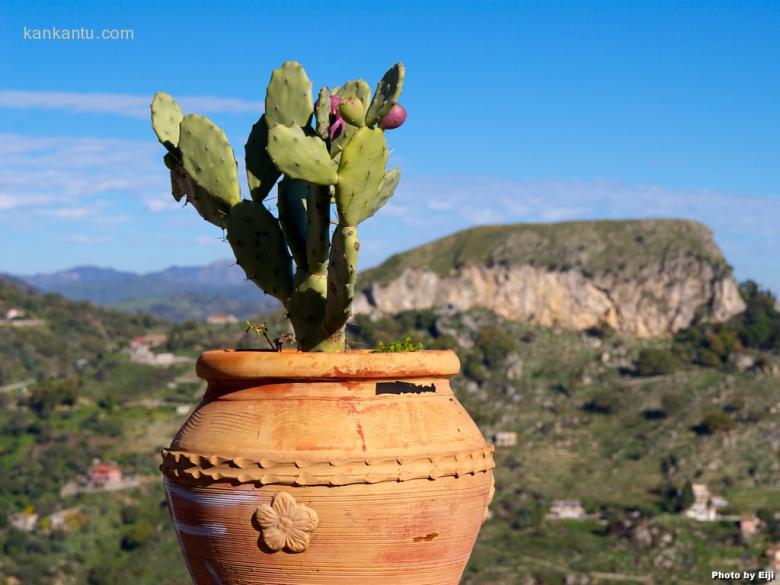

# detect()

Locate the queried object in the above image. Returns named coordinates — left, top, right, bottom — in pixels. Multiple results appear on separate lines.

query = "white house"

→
left=547, top=500, right=586, bottom=520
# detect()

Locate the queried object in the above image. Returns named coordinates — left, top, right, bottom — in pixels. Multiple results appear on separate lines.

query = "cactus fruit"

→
left=380, top=103, right=407, bottom=130
left=339, top=97, right=366, bottom=128
left=265, top=61, right=314, bottom=128
left=226, top=200, right=293, bottom=302
left=267, top=125, right=339, bottom=185
left=245, top=115, right=281, bottom=202
left=151, top=92, right=183, bottom=150
left=335, top=127, right=389, bottom=226
left=336, top=80, right=371, bottom=111
left=365, top=63, right=405, bottom=127
left=178, top=114, right=241, bottom=208
left=150, top=61, right=406, bottom=352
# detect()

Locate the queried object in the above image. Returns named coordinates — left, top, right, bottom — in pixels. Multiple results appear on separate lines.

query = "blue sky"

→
left=0, top=1, right=778, bottom=291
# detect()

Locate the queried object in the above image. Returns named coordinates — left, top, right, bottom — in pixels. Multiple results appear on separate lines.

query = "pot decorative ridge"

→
left=162, top=349, right=495, bottom=584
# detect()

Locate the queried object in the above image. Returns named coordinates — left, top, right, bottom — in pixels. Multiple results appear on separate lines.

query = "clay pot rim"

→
left=196, top=348, right=461, bottom=380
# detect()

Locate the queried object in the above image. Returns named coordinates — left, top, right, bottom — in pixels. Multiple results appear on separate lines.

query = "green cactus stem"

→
left=245, top=115, right=280, bottom=202
left=337, top=80, right=371, bottom=111
left=324, top=225, right=359, bottom=335
left=226, top=201, right=293, bottom=304
left=178, top=114, right=241, bottom=209
left=265, top=61, right=313, bottom=128
left=361, top=168, right=401, bottom=222
left=267, top=125, right=339, bottom=185
left=339, top=97, right=366, bottom=128
left=365, top=63, right=405, bottom=128
left=335, top=127, right=389, bottom=226
left=151, top=92, right=183, bottom=151
left=315, top=86, right=332, bottom=141
left=276, top=177, right=309, bottom=271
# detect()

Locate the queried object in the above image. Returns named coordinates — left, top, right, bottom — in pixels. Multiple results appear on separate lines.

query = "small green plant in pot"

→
left=151, top=61, right=407, bottom=351
left=152, top=63, right=494, bottom=585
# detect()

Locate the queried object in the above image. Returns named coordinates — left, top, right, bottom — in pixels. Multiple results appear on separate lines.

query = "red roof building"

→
left=87, top=462, right=122, bottom=487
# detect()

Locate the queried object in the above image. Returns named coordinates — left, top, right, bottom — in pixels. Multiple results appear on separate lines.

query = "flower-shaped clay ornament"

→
left=254, top=491, right=319, bottom=553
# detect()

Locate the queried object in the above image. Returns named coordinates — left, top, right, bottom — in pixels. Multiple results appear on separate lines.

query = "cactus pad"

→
left=335, top=127, right=388, bottom=226
left=189, top=183, right=230, bottom=228
left=365, top=63, right=405, bottom=127
left=267, top=125, right=339, bottom=185
left=360, top=168, right=400, bottom=222
left=336, top=80, right=371, bottom=111
left=325, top=225, right=359, bottom=333
left=277, top=177, right=309, bottom=270
left=315, top=86, right=332, bottom=140
left=151, top=92, right=183, bottom=149
left=164, top=154, right=186, bottom=203
left=226, top=200, right=293, bottom=302
left=265, top=61, right=313, bottom=128
left=245, top=115, right=280, bottom=202
left=178, top=114, right=241, bottom=208
left=339, top=97, right=366, bottom=128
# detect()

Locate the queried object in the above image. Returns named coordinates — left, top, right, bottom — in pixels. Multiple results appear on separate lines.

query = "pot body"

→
left=161, top=349, right=495, bottom=585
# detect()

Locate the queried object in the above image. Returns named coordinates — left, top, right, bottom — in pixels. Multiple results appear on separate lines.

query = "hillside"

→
left=2, top=259, right=780, bottom=584
left=354, top=219, right=746, bottom=337
left=0, top=278, right=158, bottom=384
left=1, top=280, right=779, bottom=584
left=18, top=260, right=280, bottom=322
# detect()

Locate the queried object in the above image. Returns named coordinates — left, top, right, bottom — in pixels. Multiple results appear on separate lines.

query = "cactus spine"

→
left=150, top=62, right=405, bottom=351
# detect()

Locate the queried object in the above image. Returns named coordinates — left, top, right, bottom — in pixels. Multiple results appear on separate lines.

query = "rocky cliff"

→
left=353, top=220, right=745, bottom=337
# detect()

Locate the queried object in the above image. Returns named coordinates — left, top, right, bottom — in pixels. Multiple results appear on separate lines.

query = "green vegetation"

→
left=636, top=347, right=680, bottom=376
left=1, top=276, right=779, bottom=584
left=0, top=280, right=157, bottom=384
left=374, top=336, right=423, bottom=352
left=674, top=280, right=780, bottom=367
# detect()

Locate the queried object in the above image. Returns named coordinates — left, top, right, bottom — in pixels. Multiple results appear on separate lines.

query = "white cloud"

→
left=0, top=133, right=167, bottom=223
left=0, top=90, right=261, bottom=119
left=426, top=199, right=452, bottom=211
left=144, top=197, right=181, bottom=213
left=46, top=207, right=91, bottom=220
left=0, top=193, right=52, bottom=210
left=65, top=234, right=110, bottom=245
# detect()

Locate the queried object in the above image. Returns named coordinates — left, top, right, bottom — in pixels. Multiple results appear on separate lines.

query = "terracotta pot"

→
left=161, top=349, right=495, bottom=585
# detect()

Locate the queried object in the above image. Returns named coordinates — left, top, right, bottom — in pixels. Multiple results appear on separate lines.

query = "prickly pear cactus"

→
left=149, top=61, right=406, bottom=351
left=151, top=93, right=183, bottom=150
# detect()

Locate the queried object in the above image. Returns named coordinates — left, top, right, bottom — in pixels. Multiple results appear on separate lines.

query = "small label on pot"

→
left=376, top=381, right=436, bottom=395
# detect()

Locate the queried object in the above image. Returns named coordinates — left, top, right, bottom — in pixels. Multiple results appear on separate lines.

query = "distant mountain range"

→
left=12, top=260, right=280, bottom=322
